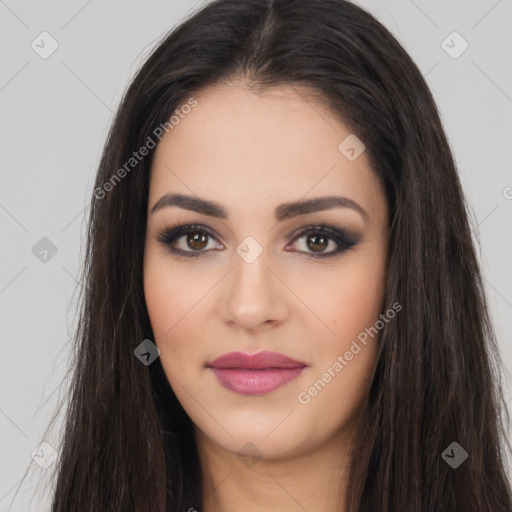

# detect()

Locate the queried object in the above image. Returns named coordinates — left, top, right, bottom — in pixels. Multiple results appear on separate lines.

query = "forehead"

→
left=148, top=82, right=383, bottom=220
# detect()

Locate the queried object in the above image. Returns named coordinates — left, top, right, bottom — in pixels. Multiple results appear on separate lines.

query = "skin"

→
left=143, top=81, right=389, bottom=512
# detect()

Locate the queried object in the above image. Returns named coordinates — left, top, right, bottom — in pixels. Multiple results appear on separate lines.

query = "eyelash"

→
left=156, top=222, right=359, bottom=260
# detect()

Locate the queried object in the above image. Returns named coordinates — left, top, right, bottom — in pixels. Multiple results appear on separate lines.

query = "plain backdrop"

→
left=1, top=0, right=511, bottom=510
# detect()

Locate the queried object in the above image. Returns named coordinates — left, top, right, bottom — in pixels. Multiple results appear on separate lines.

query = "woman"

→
left=49, top=0, right=512, bottom=510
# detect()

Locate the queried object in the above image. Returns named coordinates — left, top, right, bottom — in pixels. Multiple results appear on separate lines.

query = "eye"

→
left=285, top=225, right=359, bottom=258
left=156, top=224, right=222, bottom=258
left=156, top=223, right=359, bottom=259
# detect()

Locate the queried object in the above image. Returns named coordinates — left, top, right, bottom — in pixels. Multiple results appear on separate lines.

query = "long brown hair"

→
left=45, top=0, right=512, bottom=510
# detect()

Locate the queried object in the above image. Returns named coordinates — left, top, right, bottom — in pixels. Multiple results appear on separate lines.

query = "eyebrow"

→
left=150, top=193, right=370, bottom=225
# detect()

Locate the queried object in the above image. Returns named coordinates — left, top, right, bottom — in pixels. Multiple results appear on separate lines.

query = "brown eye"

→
left=157, top=224, right=222, bottom=258
left=187, top=232, right=208, bottom=250
left=158, top=223, right=359, bottom=259
left=306, top=233, right=329, bottom=253
left=287, top=225, right=359, bottom=258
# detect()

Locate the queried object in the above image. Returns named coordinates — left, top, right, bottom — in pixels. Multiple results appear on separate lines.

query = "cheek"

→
left=293, top=257, right=386, bottom=433
left=143, top=253, right=213, bottom=429
left=292, top=248, right=387, bottom=348
left=335, top=263, right=385, bottom=340
left=143, top=249, right=216, bottom=377
left=143, top=251, right=188, bottom=368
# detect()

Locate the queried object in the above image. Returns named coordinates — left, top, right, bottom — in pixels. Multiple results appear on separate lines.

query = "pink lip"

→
left=207, top=351, right=307, bottom=395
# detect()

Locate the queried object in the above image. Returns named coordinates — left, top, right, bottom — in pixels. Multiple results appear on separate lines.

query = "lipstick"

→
left=206, top=350, right=307, bottom=395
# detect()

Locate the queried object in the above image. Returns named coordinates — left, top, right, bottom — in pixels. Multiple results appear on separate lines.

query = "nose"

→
left=219, top=247, right=290, bottom=333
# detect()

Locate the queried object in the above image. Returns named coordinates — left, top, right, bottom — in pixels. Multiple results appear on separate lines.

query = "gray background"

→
left=1, top=0, right=511, bottom=510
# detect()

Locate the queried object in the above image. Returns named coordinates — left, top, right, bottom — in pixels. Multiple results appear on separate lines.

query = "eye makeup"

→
left=156, top=221, right=361, bottom=260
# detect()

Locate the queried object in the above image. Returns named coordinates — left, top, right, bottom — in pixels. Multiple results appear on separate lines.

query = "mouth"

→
left=206, top=350, right=308, bottom=395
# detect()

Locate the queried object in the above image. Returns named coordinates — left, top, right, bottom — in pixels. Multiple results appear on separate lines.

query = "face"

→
left=143, top=82, right=389, bottom=463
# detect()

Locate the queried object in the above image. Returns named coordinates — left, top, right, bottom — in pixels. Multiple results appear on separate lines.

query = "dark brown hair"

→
left=44, top=0, right=512, bottom=510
